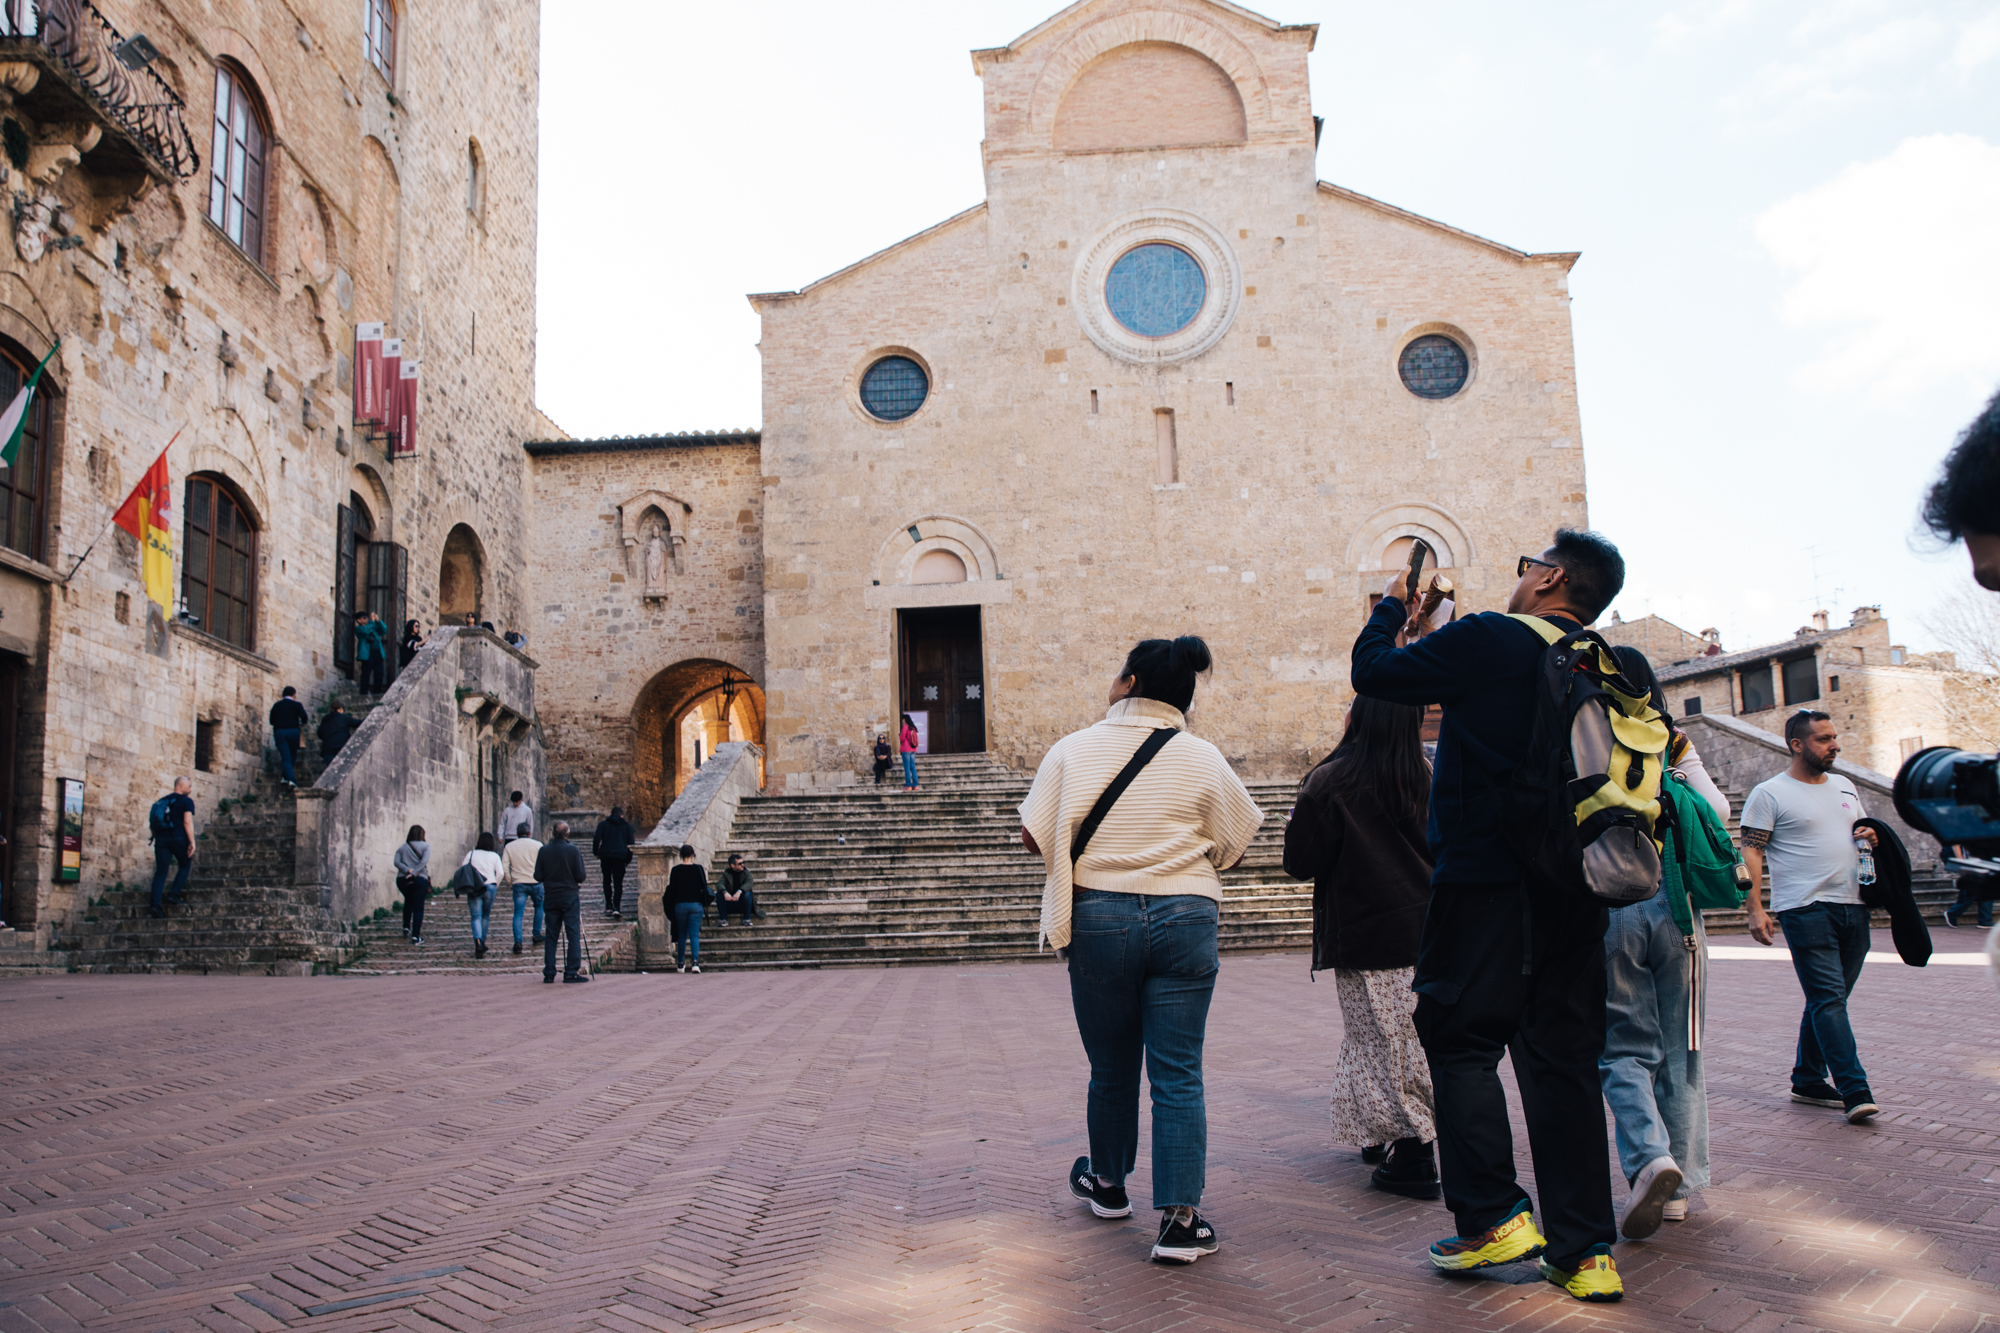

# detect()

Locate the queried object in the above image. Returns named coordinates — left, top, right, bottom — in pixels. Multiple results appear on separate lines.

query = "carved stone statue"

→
left=644, top=524, right=669, bottom=596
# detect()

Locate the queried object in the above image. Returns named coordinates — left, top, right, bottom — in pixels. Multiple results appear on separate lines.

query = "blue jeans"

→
left=1066, top=890, right=1219, bottom=1210
left=1600, top=893, right=1707, bottom=1195
left=149, top=839, right=191, bottom=909
left=901, top=752, right=918, bottom=787
left=1777, top=902, right=1872, bottom=1094
left=273, top=728, right=301, bottom=784
left=512, top=882, right=544, bottom=944
left=467, top=885, right=496, bottom=943
left=674, top=902, right=704, bottom=965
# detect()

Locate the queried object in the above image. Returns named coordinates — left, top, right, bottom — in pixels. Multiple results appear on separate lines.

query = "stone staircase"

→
left=644, top=752, right=1309, bottom=971
left=59, top=686, right=383, bottom=975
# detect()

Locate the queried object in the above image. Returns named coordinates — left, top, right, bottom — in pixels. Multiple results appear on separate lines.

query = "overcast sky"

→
left=537, top=0, right=2000, bottom=655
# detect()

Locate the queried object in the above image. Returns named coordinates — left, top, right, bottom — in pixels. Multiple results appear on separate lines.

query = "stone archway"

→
left=630, top=659, right=766, bottom=829
left=439, top=523, right=485, bottom=623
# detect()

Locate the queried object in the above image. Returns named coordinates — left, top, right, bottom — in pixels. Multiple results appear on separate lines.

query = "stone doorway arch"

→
left=630, top=659, right=766, bottom=828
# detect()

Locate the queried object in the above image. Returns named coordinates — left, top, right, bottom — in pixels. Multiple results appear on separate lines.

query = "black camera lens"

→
left=1894, top=747, right=2000, bottom=846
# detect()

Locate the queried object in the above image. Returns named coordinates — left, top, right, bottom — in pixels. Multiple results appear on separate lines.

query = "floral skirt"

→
left=1329, top=965, right=1435, bottom=1147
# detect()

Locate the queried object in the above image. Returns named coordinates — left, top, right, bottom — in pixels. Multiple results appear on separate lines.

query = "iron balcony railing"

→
left=0, top=0, right=199, bottom=180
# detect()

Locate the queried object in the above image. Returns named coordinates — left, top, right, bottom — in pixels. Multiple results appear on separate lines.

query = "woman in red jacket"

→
left=898, top=713, right=920, bottom=791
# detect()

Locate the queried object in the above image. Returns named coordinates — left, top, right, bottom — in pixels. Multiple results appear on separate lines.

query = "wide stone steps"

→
left=344, top=854, right=636, bottom=976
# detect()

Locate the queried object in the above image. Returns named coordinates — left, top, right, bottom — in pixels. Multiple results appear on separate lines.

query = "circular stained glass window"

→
left=859, top=356, right=929, bottom=421
left=1105, top=243, right=1206, bottom=338
left=1398, top=335, right=1470, bottom=399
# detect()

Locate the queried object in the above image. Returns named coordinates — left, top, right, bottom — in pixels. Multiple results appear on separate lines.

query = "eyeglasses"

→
left=1517, top=555, right=1563, bottom=579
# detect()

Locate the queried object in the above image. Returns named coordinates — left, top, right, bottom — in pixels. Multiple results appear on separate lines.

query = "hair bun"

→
left=1170, top=635, right=1213, bottom=675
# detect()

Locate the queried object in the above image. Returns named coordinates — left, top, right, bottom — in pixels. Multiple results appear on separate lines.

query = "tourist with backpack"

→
left=454, top=832, right=504, bottom=960
left=146, top=777, right=196, bottom=918
left=1019, top=636, right=1264, bottom=1266
left=898, top=715, right=920, bottom=790
left=1282, top=695, right=1439, bottom=1201
left=1599, top=647, right=1741, bottom=1239
left=1350, top=529, right=1631, bottom=1303
left=394, top=825, right=432, bottom=945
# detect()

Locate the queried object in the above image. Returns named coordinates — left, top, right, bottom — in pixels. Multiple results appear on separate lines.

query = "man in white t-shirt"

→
left=1741, top=710, right=1882, bottom=1124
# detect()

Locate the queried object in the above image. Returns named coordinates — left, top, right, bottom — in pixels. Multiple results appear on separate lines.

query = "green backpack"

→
left=1660, top=770, right=1744, bottom=935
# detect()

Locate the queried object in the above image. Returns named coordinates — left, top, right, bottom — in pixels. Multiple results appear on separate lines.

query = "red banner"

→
left=353, top=322, right=384, bottom=424
left=378, top=337, right=402, bottom=435
left=391, top=360, right=419, bottom=458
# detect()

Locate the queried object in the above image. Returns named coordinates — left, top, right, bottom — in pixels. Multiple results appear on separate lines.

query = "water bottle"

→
left=1854, top=836, right=1876, bottom=887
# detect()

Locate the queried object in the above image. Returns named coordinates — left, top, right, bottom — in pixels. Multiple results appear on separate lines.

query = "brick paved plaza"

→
left=3, top=935, right=1997, bottom=1333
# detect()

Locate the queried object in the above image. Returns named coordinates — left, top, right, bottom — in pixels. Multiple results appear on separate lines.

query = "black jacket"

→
left=666, top=862, right=711, bottom=908
left=317, top=710, right=358, bottom=755
left=269, top=698, right=309, bottom=731
left=1285, top=763, right=1434, bottom=971
left=1351, top=599, right=1582, bottom=883
left=592, top=815, right=636, bottom=862
left=1855, top=818, right=1931, bottom=966
left=534, top=838, right=586, bottom=892
left=717, top=866, right=752, bottom=898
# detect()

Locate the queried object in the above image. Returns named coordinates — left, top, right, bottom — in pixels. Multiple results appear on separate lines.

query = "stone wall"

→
left=1, top=0, right=546, bottom=936
left=525, top=438, right=766, bottom=827
left=295, top=627, right=542, bottom=923
left=751, top=0, right=1588, bottom=788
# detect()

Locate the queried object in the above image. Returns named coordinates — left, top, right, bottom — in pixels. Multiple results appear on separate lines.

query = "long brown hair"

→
left=1306, top=695, right=1430, bottom=823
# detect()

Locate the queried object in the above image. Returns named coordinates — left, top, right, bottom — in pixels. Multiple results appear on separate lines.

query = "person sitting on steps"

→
left=716, top=853, right=758, bottom=925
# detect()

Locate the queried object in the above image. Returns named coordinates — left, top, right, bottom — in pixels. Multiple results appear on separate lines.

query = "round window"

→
left=859, top=356, right=929, bottom=421
left=1398, top=335, right=1470, bottom=399
left=1105, top=243, right=1206, bottom=338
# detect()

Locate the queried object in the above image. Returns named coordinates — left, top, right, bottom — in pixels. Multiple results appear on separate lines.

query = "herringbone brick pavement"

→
left=1, top=933, right=1995, bottom=1332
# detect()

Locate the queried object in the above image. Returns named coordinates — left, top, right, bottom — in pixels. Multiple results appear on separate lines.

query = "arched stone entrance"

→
left=630, top=659, right=766, bottom=828
left=439, top=523, right=486, bottom=623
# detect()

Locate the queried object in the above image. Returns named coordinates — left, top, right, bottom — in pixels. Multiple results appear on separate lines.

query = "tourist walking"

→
left=898, top=715, right=920, bottom=790
left=1350, top=529, right=1629, bottom=1302
left=353, top=611, right=388, bottom=693
left=1020, top=636, right=1263, bottom=1266
left=1943, top=850, right=1996, bottom=930
left=395, top=825, right=432, bottom=945
left=1599, top=647, right=1734, bottom=1238
left=1742, top=710, right=1882, bottom=1124
left=398, top=620, right=425, bottom=670
left=591, top=807, right=636, bottom=918
left=318, top=702, right=358, bottom=762
left=457, top=832, right=503, bottom=960
left=1282, top=695, right=1438, bottom=1200
left=503, top=822, right=544, bottom=955
left=269, top=686, right=308, bottom=788
left=497, top=790, right=534, bottom=845
left=666, top=844, right=711, bottom=972
left=716, top=853, right=757, bottom=924
left=146, top=776, right=196, bottom=918
left=535, top=820, right=589, bottom=983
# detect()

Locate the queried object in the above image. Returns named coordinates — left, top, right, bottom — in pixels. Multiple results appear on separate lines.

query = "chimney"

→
left=1610, top=610, right=1623, bottom=624
left=1811, top=609, right=1829, bottom=633
left=1700, top=627, right=1720, bottom=644
left=1850, top=605, right=1881, bottom=626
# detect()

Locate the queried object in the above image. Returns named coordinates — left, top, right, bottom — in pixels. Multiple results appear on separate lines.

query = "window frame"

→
left=1780, top=655, right=1820, bottom=706
left=1739, top=663, right=1776, bottom=714
left=181, top=474, right=259, bottom=652
left=364, top=0, right=397, bottom=85
left=207, top=62, right=271, bottom=267
left=0, top=341, right=55, bottom=564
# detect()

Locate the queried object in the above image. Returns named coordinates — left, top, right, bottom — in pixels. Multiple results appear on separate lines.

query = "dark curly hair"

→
left=1923, top=387, right=2000, bottom=542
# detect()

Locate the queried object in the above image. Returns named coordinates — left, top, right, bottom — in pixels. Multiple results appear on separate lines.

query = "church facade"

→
left=531, top=0, right=1591, bottom=818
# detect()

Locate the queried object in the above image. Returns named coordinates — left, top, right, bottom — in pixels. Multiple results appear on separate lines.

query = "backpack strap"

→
left=1072, top=728, right=1179, bottom=865
left=1506, top=613, right=1566, bottom=646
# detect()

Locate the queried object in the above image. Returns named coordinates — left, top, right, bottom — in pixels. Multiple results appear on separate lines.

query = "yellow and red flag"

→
left=112, top=439, right=176, bottom=625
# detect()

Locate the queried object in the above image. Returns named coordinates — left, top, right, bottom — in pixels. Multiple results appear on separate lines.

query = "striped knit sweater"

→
left=1020, top=697, right=1264, bottom=951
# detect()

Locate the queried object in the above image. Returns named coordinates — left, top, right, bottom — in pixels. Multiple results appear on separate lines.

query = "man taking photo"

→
left=1741, top=711, right=1881, bottom=1124
left=1350, top=528, right=1627, bottom=1303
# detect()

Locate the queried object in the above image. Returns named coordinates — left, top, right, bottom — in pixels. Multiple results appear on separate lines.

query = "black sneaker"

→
left=562, top=974, right=591, bottom=984
left=1360, top=1144, right=1389, bottom=1165
left=1067, top=1156, right=1132, bottom=1219
left=1150, top=1209, right=1219, bottom=1264
left=1843, top=1089, right=1880, bottom=1123
left=1371, top=1139, right=1441, bottom=1200
left=512, top=942, right=523, bottom=955
left=1790, top=1081, right=1844, bottom=1108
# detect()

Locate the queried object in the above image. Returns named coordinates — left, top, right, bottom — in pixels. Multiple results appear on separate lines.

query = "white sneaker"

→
left=677, top=964, right=686, bottom=974
left=1620, top=1155, right=1683, bottom=1240
left=1662, top=1198, right=1688, bottom=1222
left=691, top=964, right=702, bottom=974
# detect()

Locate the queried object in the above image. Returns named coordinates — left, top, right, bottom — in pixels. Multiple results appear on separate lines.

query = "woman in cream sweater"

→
left=1019, top=635, right=1263, bottom=1265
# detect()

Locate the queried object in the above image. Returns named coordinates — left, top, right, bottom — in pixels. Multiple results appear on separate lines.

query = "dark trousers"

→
left=1412, top=880, right=1615, bottom=1269
left=1777, top=902, right=1872, bottom=1094
left=544, top=889, right=583, bottom=979
left=718, top=888, right=756, bottom=919
left=358, top=655, right=386, bottom=692
left=400, top=875, right=430, bottom=938
left=873, top=760, right=891, bottom=785
left=1949, top=878, right=1995, bottom=928
left=273, top=728, right=301, bottom=784
left=601, top=858, right=629, bottom=913
left=149, top=839, right=191, bottom=910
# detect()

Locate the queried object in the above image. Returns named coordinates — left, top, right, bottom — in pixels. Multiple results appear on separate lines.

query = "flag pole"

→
left=61, top=426, right=183, bottom=585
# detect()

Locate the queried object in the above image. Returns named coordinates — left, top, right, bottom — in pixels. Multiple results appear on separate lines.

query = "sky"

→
left=537, top=0, right=2000, bottom=656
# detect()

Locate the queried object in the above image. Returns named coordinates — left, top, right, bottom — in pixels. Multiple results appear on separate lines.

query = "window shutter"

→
left=334, top=504, right=355, bottom=667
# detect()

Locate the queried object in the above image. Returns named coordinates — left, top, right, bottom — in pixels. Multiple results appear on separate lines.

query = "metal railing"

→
left=0, top=0, right=199, bottom=179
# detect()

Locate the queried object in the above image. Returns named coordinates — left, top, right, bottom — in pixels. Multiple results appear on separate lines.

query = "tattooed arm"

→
left=1740, top=825, right=1775, bottom=946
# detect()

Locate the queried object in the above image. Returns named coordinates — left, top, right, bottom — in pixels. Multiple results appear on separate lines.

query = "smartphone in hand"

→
left=1404, top=539, right=1431, bottom=604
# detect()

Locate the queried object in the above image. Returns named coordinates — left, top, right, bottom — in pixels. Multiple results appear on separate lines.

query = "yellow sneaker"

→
left=1428, top=1200, right=1547, bottom=1271
left=1539, top=1243, right=1624, bottom=1301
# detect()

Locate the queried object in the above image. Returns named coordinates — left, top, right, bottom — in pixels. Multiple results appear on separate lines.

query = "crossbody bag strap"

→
left=1071, top=728, right=1179, bottom=865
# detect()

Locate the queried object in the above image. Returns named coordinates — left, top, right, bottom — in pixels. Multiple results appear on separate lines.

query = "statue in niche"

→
left=643, top=521, right=670, bottom=598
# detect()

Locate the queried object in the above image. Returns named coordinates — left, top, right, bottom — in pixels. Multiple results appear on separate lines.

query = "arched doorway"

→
left=439, top=523, right=485, bottom=624
left=630, top=659, right=766, bottom=828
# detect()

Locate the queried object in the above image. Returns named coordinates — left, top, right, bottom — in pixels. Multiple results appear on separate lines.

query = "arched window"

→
left=183, top=475, right=258, bottom=650
left=208, top=64, right=270, bottom=265
left=365, top=0, right=397, bottom=84
left=0, top=343, right=54, bottom=563
left=466, top=137, right=485, bottom=222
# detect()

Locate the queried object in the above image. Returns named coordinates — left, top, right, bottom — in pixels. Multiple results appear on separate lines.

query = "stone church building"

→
left=530, top=0, right=1589, bottom=822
